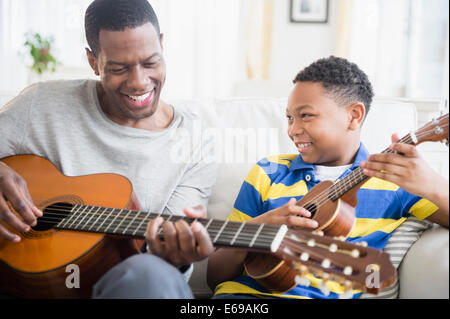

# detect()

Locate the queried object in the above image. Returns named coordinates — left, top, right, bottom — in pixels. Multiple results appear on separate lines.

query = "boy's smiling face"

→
left=286, top=81, right=363, bottom=166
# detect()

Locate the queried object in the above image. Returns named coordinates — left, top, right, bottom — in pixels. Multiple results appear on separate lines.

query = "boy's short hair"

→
left=85, top=0, right=160, bottom=57
left=293, top=56, right=374, bottom=115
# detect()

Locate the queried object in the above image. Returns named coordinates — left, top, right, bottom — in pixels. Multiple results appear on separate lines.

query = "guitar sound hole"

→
left=303, top=203, right=318, bottom=218
left=32, top=202, right=74, bottom=231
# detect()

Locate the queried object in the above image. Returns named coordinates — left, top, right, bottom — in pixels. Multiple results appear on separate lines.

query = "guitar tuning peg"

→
left=357, top=241, right=368, bottom=247
left=334, top=235, right=346, bottom=242
left=321, top=258, right=331, bottom=269
left=329, top=243, right=338, bottom=252
left=319, top=273, right=331, bottom=296
left=293, top=264, right=311, bottom=287
left=338, top=280, right=354, bottom=299
left=300, top=252, right=309, bottom=262
left=307, top=239, right=316, bottom=247
left=351, top=249, right=360, bottom=258
left=319, top=279, right=330, bottom=296
left=295, top=274, right=311, bottom=287
left=343, top=266, right=353, bottom=276
left=312, top=230, right=324, bottom=236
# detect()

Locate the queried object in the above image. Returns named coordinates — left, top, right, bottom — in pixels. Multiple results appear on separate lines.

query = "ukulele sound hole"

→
left=303, top=203, right=318, bottom=218
left=32, top=202, right=74, bottom=231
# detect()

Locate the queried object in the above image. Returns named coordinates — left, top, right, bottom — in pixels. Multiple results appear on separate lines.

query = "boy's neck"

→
left=321, top=138, right=361, bottom=167
left=341, top=140, right=360, bottom=166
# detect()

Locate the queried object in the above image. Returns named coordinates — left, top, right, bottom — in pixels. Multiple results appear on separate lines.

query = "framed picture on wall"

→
left=290, top=0, right=329, bottom=23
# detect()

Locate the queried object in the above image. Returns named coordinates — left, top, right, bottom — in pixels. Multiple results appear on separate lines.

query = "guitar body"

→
left=245, top=180, right=357, bottom=293
left=0, top=155, right=142, bottom=298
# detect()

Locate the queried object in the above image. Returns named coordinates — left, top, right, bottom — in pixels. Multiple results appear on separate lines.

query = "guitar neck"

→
left=329, top=132, right=417, bottom=200
left=47, top=203, right=287, bottom=252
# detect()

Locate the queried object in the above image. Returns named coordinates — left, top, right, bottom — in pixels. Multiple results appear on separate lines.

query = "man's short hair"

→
left=293, top=56, right=374, bottom=115
left=85, top=0, right=160, bottom=56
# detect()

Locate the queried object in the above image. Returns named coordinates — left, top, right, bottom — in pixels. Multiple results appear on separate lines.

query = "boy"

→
left=207, top=56, right=449, bottom=299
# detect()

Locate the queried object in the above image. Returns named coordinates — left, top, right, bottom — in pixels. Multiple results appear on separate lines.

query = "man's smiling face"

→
left=88, top=22, right=166, bottom=123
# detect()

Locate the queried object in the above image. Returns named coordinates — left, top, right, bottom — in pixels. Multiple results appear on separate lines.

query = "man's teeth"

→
left=127, top=92, right=150, bottom=102
left=297, top=143, right=312, bottom=148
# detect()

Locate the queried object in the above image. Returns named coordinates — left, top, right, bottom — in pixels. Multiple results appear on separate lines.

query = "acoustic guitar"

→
left=0, top=155, right=397, bottom=298
left=245, top=113, right=449, bottom=293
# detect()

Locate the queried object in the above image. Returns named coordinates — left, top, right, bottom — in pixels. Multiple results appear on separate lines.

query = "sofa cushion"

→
left=360, top=217, right=432, bottom=299
left=399, top=225, right=449, bottom=298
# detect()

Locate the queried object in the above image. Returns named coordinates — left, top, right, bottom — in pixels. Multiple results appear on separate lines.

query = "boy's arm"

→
left=207, top=198, right=317, bottom=290
left=360, top=134, right=449, bottom=228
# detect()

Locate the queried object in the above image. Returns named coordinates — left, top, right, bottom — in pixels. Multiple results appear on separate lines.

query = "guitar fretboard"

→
left=45, top=203, right=286, bottom=252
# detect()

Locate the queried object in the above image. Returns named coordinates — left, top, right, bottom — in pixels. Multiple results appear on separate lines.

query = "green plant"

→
left=24, top=32, right=59, bottom=74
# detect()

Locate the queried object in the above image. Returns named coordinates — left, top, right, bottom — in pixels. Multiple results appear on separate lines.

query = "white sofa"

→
left=169, top=97, right=449, bottom=299
left=1, top=93, right=448, bottom=298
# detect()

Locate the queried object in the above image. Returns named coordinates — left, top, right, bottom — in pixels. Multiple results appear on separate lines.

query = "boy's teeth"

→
left=298, top=143, right=311, bottom=148
left=127, top=92, right=150, bottom=102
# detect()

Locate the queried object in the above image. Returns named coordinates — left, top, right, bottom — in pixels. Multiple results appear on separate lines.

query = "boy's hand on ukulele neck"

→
left=360, top=133, right=439, bottom=199
left=250, top=198, right=319, bottom=229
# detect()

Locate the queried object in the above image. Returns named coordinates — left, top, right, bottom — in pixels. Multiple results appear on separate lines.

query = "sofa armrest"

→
left=399, top=226, right=449, bottom=298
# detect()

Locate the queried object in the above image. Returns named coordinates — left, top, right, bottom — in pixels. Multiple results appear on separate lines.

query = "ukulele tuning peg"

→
left=357, top=241, right=368, bottom=247
left=334, top=235, right=346, bottom=242
left=338, top=280, right=354, bottom=299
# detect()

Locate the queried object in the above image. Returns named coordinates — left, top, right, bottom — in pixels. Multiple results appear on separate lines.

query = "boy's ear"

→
left=347, top=102, right=366, bottom=131
left=86, top=48, right=100, bottom=76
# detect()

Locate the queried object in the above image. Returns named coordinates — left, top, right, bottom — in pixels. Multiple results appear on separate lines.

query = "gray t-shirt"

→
left=0, top=79, right=217, bottom=217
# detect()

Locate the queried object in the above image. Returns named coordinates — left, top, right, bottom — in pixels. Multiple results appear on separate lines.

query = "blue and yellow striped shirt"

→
left=214, top=143, right=438, bottom=299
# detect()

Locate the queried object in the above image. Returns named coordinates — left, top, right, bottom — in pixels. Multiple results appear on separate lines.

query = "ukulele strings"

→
left=292, top=124, right=448, bottom=213
left=28, top=125, right=447, bottom=238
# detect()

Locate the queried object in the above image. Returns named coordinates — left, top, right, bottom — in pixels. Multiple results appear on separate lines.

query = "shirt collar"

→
left=289, top=142, right=370, bottom=172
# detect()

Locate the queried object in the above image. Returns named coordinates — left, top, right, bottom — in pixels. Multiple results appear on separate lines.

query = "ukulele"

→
left=245, top=113, right=449, bottom=293
left=0, top=155, right=396, bottom=298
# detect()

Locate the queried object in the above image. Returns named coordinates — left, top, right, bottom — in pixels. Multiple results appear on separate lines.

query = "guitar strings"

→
left=34, top=215, right=279, bottom=249
left=30, top=127, right=445, bottom=241
left=31, top=126, right=444, bottom=233
left=25, top=125, right=448, bottom=245
left=34, top=207, right=280, bottom=246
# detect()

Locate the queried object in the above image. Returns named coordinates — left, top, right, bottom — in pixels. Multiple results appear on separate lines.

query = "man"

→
left=0, top=0, right=216, bottom=298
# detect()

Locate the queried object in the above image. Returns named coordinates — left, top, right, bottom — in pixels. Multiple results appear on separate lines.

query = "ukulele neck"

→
left=329, top=133, right=417, bottom=201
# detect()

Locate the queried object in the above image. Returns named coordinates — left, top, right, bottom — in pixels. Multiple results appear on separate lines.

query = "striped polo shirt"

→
left=214, top=143, right=438, bottom=299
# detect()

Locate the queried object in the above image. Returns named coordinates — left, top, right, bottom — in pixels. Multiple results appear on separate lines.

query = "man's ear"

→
left=159, top=33, right=164, bottom=51
left=86, top=48, right=100, bottom=76
left=347, top=102, right=366, bottom=131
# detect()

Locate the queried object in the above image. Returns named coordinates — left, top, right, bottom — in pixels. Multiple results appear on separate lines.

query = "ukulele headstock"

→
left=414, top=113, right=449, bottom=145
left=275, top=229, right=396, bottom=298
